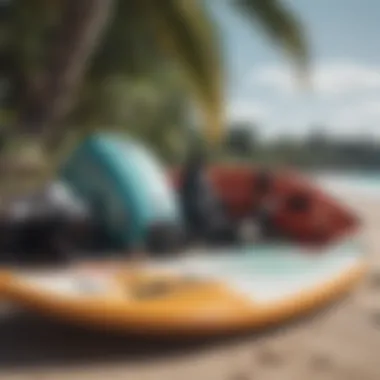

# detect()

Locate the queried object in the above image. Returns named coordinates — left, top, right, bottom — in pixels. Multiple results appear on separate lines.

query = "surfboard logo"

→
left=18, top=272, right=111, bottom=297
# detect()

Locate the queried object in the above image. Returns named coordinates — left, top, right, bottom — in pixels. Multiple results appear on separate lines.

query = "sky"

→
left=208, top=0, right=380, bottom=140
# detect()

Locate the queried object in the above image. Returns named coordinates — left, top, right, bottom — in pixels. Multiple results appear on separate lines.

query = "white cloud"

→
left=226, top=100, right=269, bottom=123
left=226, top=96, right=380, bottom=139
left=328, top=99, right=380, bottom=133
left=250, top=61, right=380, bottom=96
left=228, top=61, right=380, bottom=138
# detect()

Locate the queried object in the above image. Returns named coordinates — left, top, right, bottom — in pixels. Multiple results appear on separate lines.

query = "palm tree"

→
left=6, top=0, right=309, bottom=150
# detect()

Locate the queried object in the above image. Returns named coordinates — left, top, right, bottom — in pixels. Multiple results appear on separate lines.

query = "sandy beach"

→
left=0, top=191, right=379, bottom=380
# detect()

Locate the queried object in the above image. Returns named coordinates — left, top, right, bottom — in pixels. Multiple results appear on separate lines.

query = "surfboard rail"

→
left=0, top=239, right=368, bottom=337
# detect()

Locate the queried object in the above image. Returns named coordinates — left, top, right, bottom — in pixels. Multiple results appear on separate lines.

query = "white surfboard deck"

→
left=11, top=239, right=365, bottom=305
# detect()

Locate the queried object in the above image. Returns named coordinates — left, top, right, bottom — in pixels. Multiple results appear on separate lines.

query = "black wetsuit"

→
left=180, top=155, right=236, bottom=244
left=0, top=183, right=95, bottom=265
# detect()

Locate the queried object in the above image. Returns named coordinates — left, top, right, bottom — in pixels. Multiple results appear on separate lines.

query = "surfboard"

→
left=59, top=133, right=181, bottom=249
left=1, top=238, right=367, bottom=337
left=57, top=132, right=358, bottom=252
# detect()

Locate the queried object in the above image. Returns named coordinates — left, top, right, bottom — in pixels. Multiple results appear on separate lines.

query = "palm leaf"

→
left=234, top=0, right=309, bottom=76
left=139, top=0, right=309, bottom=145
left=140, top=0, right=225, bottom=144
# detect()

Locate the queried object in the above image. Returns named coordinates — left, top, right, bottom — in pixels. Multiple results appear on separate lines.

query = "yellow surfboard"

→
left=1, top=239, right=367, bottom=337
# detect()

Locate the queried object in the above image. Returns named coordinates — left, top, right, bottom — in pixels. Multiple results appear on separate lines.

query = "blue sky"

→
left=208, top=0, right=380, bottom=140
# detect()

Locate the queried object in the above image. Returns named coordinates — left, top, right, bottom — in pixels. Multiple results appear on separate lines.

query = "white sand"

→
left=0, top=193, right=379, bottom=380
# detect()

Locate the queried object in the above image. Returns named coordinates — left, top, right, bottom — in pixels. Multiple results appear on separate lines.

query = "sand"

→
left=0, top=192, right=379, bottom=380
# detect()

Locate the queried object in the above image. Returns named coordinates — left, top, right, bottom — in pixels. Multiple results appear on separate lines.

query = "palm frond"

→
left=140, top=0, right=225, bottom=144
left=234, top=0, right=309, bottom=75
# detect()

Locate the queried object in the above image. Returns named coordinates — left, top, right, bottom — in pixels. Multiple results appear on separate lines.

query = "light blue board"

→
left=148, top=239, right=364, bottom=303
left=59, top=133, right=181, bottom=248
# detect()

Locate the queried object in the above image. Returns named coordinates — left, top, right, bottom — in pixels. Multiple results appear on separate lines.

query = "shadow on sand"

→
left=0, top=294, right=351, bottom=372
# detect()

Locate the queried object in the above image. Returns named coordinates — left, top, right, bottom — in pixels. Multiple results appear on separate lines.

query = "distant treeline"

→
left=0, top=119, right=378, bottom=174
left=223, top=123, right=380, bottom=171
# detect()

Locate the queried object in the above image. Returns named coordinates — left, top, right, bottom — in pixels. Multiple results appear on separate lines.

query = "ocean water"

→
left=311, top=171, right=380, bottom=199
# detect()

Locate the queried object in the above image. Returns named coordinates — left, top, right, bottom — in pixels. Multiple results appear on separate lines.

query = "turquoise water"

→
left=314, top=171, right=380, bottom=182
left=312, top=172, right=380, bottom=198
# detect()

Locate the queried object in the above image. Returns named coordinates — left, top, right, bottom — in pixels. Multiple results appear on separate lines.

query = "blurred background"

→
left=0, top=0, right=378, bottom=196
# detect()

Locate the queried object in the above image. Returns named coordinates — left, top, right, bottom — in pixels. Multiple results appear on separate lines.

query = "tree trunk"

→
left=18, top=0, right=115, bottom=151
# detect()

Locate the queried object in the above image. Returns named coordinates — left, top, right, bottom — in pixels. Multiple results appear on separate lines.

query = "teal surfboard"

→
left=59, top=133, right=181, bottom=249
